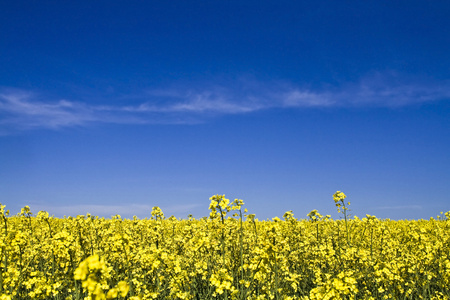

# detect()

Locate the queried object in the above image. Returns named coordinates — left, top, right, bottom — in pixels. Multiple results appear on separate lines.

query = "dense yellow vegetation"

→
left=0, top=192, right=449, bottom=299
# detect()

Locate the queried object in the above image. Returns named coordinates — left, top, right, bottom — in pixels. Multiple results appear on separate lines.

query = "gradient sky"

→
left=1, top=1, right=449, bottom=220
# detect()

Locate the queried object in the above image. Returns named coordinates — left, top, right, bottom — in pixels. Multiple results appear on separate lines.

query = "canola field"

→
left=1, top=192, right=449, bottom=300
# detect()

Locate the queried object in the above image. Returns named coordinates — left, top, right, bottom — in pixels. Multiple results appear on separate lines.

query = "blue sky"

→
left=1, top=1, right=449, bottom=220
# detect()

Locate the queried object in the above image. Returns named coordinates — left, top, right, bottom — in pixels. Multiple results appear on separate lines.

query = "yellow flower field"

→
left=0, top=193, right=449, bottom=300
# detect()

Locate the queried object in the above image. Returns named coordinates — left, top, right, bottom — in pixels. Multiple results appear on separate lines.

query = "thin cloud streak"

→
left=27, top=203, right=202, bottom=218
left=1, top=74, right=449, bottom=132
left=372, top=205, right=423, bottom=210
left=0, top=90, right=96, bottom=131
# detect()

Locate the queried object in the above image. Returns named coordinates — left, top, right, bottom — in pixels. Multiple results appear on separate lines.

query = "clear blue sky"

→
left=1, top=1, right=449, bottom=220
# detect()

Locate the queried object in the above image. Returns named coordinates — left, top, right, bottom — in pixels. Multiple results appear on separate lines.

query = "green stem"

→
left=239, top=209, right=244, bottom=296
left=1, top=214, right=8, bottom=293
left=341, top=201, right=350, bottom=246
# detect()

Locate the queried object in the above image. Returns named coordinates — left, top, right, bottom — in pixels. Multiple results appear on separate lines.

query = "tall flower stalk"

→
left=333, top=191, right=350, bottom=246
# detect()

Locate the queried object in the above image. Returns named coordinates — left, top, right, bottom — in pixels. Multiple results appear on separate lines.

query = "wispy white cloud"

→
left=1, top=73, right=449, bottom=133
left=122, top=93, right=261, bottom=114
left=282, top=90, right=335, bottom=107
left=0, top=89, right=96, bottom=131
left=27, top=203, right=202, bottom=218
left=341, top=73, right=450, bottom=107
left=372, top=205, right=423, bottom=210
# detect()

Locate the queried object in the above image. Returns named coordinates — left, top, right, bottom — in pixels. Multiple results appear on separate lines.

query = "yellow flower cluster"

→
left=333, top=191, right=348, bottom=213
left=73, top=254, right=131, bottom=300
left=0, top=192, right=449, bottom=299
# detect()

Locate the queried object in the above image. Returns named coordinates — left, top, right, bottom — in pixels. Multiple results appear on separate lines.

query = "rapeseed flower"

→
left=1, top=192, right=449, bottom=299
